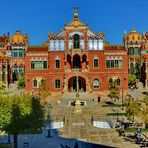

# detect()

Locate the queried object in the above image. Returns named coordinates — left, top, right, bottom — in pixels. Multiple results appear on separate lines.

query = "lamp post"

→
left=38, top=82, right=41, bottom=98
left=76, top=75, right=79, bottom=93
left=47, top=103, right=51, bottom=138
left=122, top=90, right=124, bottom=110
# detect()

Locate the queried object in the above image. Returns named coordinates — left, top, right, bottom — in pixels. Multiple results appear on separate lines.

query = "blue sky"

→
left=0, top=0, right=147, bottom=45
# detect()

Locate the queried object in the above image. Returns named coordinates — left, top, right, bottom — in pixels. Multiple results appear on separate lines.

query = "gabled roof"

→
left=66, top=18, right=86, bottom=27
left=56, top=29, right=65, bottom=37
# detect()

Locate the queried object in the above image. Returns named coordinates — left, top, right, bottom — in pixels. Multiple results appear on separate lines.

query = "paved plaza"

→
left=0, top=91, right=142, bottom=148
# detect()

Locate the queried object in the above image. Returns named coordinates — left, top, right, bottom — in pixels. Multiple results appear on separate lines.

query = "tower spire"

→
left=73, top=7, right=80, bottom=19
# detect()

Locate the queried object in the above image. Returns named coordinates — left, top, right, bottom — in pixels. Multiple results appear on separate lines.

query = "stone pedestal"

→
left=74, top=98, right=82, bottom=113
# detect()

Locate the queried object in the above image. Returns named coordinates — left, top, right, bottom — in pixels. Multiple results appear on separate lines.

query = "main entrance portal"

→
left=68, top=76, right=86, bottom=92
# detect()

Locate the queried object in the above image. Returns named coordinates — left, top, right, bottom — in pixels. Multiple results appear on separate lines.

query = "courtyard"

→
left=1, top=87, right=146, bottom=148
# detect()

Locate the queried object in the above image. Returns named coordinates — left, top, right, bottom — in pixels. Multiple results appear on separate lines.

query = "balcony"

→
left=72, top=68, right=81, bottom=72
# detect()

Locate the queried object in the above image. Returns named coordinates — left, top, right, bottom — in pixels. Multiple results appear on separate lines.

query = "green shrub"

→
left=106, top=113, right=126, bottom=116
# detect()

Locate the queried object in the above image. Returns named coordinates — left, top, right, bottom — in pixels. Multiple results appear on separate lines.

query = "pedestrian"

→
left=60, top=144, right=65, bottom=148
left=119, top=124, right=125, bottom=137
left=98, top=95, right=100, bottom=102
left=74, top=142, right=78, bottom=148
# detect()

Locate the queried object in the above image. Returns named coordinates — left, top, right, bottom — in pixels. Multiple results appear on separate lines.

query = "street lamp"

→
left=121, top=90, right=124, bottom=110
left=46, top=103, right=51, bottom=138
left=38, top=82, right=41, bottom=98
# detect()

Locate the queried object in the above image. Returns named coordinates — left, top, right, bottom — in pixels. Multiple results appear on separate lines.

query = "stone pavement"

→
left=129, top=82, right=146, bottom=101
left=56, top=104, right=139, bottom=148
left=0, top=92, right=141, bottom=148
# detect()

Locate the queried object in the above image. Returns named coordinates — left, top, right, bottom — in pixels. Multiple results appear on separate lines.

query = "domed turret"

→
left=127, top=28, right=141, bottom=41
left=11, top=30, right=25, bottom=43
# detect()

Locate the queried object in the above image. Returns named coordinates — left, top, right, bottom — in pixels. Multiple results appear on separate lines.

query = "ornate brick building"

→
left=25, top=8, right=128, bottom=93
left=0, top=35, right=10, bottom=87
left=0, top=30, right=28, bottom=83
left=124, top=29, right=148, bottom=88
left=0, top=53, right=10, bottom=87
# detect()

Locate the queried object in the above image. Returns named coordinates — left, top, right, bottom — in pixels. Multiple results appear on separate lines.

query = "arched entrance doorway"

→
left=68, top=76, right=86, bottom=92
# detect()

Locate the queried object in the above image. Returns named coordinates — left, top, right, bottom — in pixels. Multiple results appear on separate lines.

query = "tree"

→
left=18, top=74, right=25, bottom=88
left=125, top=95, right=139, bottom=122
left=0, top=93, right=45, bottom=148
left=108, top=80, right=119, bottom=102
left=135, top=61, right=140, bottom=79
left=0, top=82, right=5, bottom=91
left=140, top=96, right=148, bottom=128
left=128, top=74, right=136, bottom=86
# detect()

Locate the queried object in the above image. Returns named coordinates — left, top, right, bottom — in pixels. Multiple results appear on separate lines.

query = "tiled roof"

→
left=27, top=46, right=48, bottom=52
left=105, top=45, right=126, bottom=51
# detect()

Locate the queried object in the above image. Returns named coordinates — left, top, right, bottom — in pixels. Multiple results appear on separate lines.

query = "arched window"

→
left=41, top=79, right=45, bottom=87
left=68, top=38, right=73, bottom=49
left=130, top=41, right=133, bottom=45
left=43, top=60, right=47, bottom=69
left=134, top=47, right=139, bottom=55
left=94, top=56, right=99, bottom=68
left=94, top=39, right=98, bottom=50
left=55, top=56, right=60, bottom=68
left=19, top=64, right=24, bottom=73
left=33, top=79, right=37, bottom=87
left=129, top=47, right=134, bottom=55
left=35, top=58, right=39, bottom=69
left=93, top=79, right=100, bottom=88
left=88, top=39, right=93, bottom=50
left=73, top=34, right=80, bottom=49
left=39, top=58, right=43, bottom=69
left=55, top=80, right=60, bottom=88
left=80, top=38, right=84, bottom=49
left=13, top=64, right=18, bottom=74
left=73, top=54, right=81, bottom=69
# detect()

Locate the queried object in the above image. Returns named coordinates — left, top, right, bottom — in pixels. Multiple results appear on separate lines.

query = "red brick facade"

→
left=25, top=45, right=128, bottom=93
left=25, top=8, right=128, bottom=93
left=0, top=8, right=129, bottom=93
